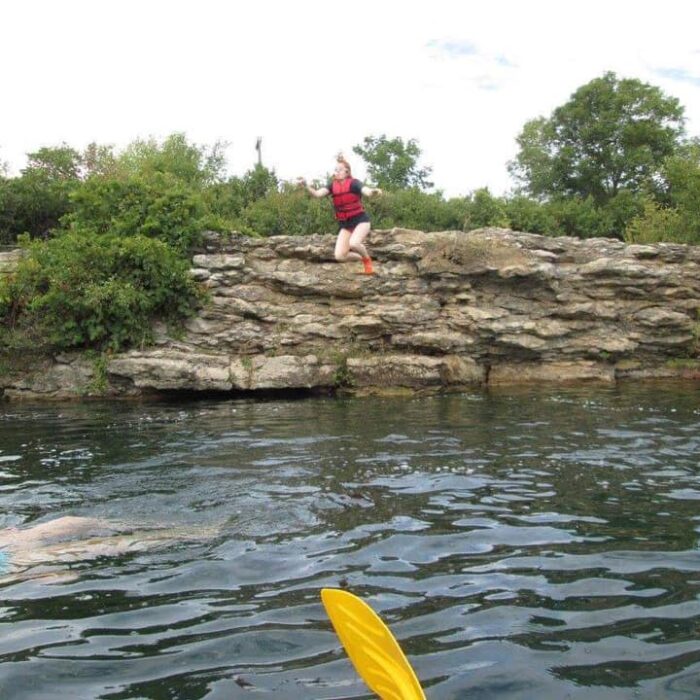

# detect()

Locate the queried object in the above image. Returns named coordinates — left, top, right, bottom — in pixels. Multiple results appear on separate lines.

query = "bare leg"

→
left=0, top=516, right=109, bottom=549
left=348, top=222, right=371, bottom=259
left=335, top=229, right=362, bottom=262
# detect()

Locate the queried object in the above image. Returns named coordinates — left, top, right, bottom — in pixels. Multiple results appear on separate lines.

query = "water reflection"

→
left=0, top=384, right=699, bottom=698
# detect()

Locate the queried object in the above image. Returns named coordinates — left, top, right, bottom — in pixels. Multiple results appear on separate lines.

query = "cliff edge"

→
left=3, top=228, right=700, bottom=399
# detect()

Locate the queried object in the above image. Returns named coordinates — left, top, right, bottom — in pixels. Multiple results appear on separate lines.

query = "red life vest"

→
left=330, top=178, right=364, bottom=221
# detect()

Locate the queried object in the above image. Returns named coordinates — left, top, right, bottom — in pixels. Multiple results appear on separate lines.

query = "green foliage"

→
left=241, top=164, right=278, bottom=201
left=463, top=188, right=509, bottom=230
left=67, top=173, right=205, bottom=252
left=0, top=231, right=203, bottom=351
left=602, top=190, right=645, bottom=236
left=619, top=142, right=700, bottom=244
left=239, top=182, right=335, bottom=236
left=353, top=134, right=433, bottom=190
left=116, top=133, right=227, bottom=187
left=203, top=165, right=279, bottom=231
left=510, top=72, right=685, bottom=203
left=661, top=140, right=700, bottom=242
left=3, top=122, right=698, bottom=249
left=665, top=140, right=700, bottom=206
left=0, top=145, right=85, bottom=243
left=85, top=350, right=110, bottom=395
left=365, top=189, right=468, bottom=231
left=623, top=199, right=686, bottom=244
left=504, top=195, right=556, bottom=234
left=203, top=179, right=249, bottom=228
left=82, top=142, right=120, bottom=177
left=332, top=355, right=355, bottom=389
left=0, top=135, right=225, bottom=245
left=546, top=197, right=614, bottom=238
left=26, top=145, right=84, bottom=180
left=0, top=170, right=76, bottom=243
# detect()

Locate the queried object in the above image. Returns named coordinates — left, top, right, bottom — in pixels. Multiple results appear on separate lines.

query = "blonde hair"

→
left=335, top=152, right=352, bottom=177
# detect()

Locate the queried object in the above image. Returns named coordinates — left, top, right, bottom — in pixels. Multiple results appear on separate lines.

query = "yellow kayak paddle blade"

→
left=321, top=588, right=426, bottom=700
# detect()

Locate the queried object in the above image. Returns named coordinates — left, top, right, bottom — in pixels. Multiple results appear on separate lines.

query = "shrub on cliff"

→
left=623, top=199, right=688, bottom=244
left=364, top=189, right=469, bottom=231
left=504, top=196, right=557, bottom=234
left=462, top=188, right=510, bottom=230
left=238, top=182, right=336, bottom=235
left=0, top=232, right=204, bottom=351
left=204, top=165, right=281, bottom=232
left=65, top=172, right=206, bottom=253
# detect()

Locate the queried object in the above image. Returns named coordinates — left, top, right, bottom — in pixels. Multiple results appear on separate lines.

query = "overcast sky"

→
left=3, top=0, right=700, bottom=196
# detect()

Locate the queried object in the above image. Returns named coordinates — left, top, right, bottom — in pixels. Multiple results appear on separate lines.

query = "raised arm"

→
left=297, top=178, right=329, bottom=198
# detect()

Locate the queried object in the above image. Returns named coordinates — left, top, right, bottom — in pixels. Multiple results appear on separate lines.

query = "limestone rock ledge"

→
left=2, top=228, right=700, bottom=400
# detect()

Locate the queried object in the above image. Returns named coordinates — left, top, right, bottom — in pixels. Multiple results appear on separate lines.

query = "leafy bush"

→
left=238, top=183, right=335, bottom=235
left=504, top=195, right=556, bottom=234
left=623, top=199, right=687, bottom=244
left=463, top=188, right=509, bottom=230
left=365, top=189, right=468, bottom=231
left=67, top=173, right=205, bottom=252
left=203, top=166, right=280, bottom=231
left=0, top=167, right=78, bottom=243
left=601, top=190, right=645, bottom=237
left=1, top=232, right=204, bottom=351
left=546, top=197, right=616, bottom=238
left=661, top=141, right=700, bottom=243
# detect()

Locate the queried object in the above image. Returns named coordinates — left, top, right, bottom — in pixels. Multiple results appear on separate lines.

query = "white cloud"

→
left=2, top=0, right=700, bottom=196
left=653, top=68, right=700, bottom=88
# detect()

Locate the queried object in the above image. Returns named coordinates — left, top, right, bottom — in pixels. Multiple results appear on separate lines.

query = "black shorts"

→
left=338, top=212, right=370, bottom=233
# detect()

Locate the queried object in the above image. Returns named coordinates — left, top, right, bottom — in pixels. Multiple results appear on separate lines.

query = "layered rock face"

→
left=3, top=228, right=700, bottom=399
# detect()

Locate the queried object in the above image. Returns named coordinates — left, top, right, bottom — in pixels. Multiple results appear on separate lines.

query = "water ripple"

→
left=1, top=386, right=700, bottom=698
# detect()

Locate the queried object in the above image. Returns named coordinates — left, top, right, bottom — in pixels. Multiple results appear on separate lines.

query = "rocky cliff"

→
left=2, top=228, right=700, bottom=399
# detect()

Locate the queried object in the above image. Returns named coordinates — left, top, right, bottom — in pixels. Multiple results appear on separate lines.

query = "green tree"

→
left=82, top=142, right=119, bottom=177
left=509, top=72, right=685, bottom=204
left=353, top=134, right=433, bottom=190
left=118, top=133, right=227, bottom=187
left=25, top=145, right=83, bottom=180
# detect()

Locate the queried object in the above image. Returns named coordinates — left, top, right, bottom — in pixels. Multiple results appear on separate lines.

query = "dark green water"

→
left=1, top=385, right=700, bottom=699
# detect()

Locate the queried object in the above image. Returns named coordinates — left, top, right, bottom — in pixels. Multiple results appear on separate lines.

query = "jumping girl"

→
left=299, top=154, right=382, bottom=274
